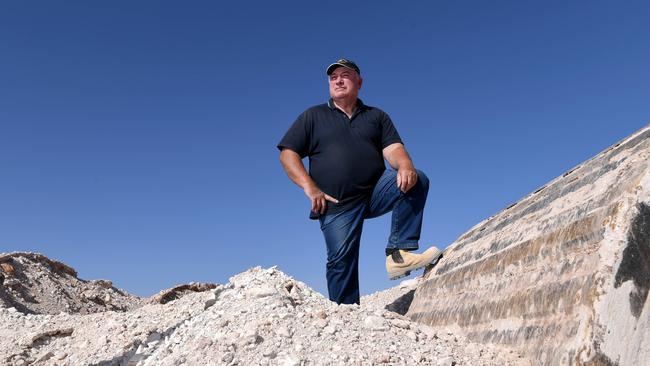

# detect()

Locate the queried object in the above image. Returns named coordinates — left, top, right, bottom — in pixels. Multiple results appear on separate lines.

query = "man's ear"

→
left=358, top=77, right=363, bottom=89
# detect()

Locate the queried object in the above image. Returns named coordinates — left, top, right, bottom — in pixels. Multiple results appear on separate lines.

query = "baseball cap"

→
left=326, top=58, right=361, bottom=75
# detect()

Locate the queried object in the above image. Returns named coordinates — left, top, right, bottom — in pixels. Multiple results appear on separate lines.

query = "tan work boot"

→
left=386, top=246, right=442, bottom=280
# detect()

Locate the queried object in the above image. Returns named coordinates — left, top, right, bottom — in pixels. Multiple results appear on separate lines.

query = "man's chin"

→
left=331, top=92, right=351, bottom=99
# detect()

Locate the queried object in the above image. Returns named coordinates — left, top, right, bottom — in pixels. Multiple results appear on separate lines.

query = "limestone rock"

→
left=408, top=124, right=650, bottom=365
left=363, top=315, right=388, bottom=331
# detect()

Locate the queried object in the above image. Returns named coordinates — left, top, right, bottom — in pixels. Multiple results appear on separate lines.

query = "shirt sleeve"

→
left=380, top=111, right=403, bottom=149
left=277, top=111, right=311, bottom=158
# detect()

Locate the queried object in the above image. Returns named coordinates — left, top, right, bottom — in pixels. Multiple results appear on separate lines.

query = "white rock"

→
left=276, top=326, right=292, bottom=338
left=278, top=353, right=301, bottom=366
left=407, top=331, right=418, bottom=341
left=398, top=278, right=419, bottom=289
left=0, top=263, right=530, bottom=366
left=363, top=315, right=388, bottom=331
left=247, top=286, right=276, bottom=298
left=389, top=318, right=410, bottom=329
left=436, top=356, right=455, bottom=366
left=313, top=318, right=328, bottom=329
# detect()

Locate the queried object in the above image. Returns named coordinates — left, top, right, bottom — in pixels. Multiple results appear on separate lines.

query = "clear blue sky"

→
left=1, top=1, right=648, bottom=297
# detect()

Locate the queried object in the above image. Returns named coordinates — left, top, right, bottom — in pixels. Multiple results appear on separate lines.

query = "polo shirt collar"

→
left=328, top=98, right=366, bottom=112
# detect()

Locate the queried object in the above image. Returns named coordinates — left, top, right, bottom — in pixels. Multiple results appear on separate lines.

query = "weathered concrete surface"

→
left=408, top=125, right=650, bottom=365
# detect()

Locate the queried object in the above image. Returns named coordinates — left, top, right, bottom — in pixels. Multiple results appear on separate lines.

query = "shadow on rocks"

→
left=385, top=289, right=415, bottom=315
left=384, top=252, right=444, bottom=316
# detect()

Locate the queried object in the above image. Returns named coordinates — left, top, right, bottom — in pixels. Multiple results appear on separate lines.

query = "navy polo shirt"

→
left=277, top=98, right=402, bottom=219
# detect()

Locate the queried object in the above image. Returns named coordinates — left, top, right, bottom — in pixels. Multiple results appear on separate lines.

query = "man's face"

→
left=328, top=67, right=362, bottom=100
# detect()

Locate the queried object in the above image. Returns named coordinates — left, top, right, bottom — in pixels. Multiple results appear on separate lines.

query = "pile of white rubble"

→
left=1, top=264, right=530, bottom=365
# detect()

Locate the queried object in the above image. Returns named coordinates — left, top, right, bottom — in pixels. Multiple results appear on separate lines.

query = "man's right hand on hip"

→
left=304, top=184, right=339, bottom=215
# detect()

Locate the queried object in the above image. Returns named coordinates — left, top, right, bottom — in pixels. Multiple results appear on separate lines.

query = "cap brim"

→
left=326, top=63, right=354, bottom=75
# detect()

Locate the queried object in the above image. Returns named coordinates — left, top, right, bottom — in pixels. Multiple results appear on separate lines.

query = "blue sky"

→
left=1, top=1, right=648, bottom=297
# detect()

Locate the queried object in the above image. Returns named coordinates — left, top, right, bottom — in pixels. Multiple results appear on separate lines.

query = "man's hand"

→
left=396, top=168, right=418, bottom=193
left=383, top=143, right=418, bottom=193
left=279, top=148, right=339, bottom=214
left=304, top=184, right=339, bottom=214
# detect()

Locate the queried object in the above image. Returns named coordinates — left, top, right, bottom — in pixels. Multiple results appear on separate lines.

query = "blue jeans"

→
left=319, top=169, right=429, bottom=304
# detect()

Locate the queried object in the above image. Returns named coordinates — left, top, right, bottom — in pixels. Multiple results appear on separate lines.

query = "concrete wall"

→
left=407, top=125, right=650, bottom=365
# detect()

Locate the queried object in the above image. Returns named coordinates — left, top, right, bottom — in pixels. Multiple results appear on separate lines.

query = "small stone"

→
left=412, top=352, right=424, bottom=362
left=147, top=332, right=162, bottom=343
left=363, top=315, right=388, bottom=331
left=36, top=351, right=54, bottom=362
left=407, top=331, right=418, bottom=341
left=276, top=326, right=292, bottom=338
left=389, top=318, right=411, bottom=329
left=248, top=286, right=276, bottom=298
left=195, top=336, right=213, bottom=349
left=222, top=352, right=234, bottom=363
left=218, top=319, right=230, bottom=327
left=279, top=353, right=301, bottom=366
left=241, top=325, right=261, bottom=344
left=399, top=278, right=418, bottom=289
left=375, top=353, right=391, bottom=363
left=313, top=310, right=327, bottom=319
left=204, top=298, right=217, bottom=309
left=135, top=344, right=146, bottom=354
left=436, top=356, right=455, bottom=366
left=323, top=325, right=337, bottom=335
left=263, top=349, right=277, bottom=358
left=419, top=325, right=437, bottom=339
left=314, top=318, right=328, bottom=329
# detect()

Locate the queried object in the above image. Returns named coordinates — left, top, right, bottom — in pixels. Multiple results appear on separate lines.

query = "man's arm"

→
left=279, top=148, right=339, bottom=214
left=383, top=142, right=418, bottom=193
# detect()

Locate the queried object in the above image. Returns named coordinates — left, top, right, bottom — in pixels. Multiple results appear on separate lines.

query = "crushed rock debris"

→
left=1, top=263, right=531, bottom=365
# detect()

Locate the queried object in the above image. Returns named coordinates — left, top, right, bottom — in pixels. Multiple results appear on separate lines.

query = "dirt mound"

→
left=0, top=252, right=142, bottom=315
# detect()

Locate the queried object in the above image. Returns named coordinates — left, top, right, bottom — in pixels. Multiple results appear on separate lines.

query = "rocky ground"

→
left=0, top=253, right=531, bottom=365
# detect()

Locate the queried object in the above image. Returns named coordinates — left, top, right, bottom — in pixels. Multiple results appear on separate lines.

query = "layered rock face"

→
left=407, top=125, right=650, bottom=365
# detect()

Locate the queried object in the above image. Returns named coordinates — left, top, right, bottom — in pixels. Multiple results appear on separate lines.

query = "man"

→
left=277, top=59, right=441, bottom=305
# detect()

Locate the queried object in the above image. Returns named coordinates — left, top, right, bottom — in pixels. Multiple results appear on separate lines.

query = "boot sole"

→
left=387, top=253, right=443, bottom=280
left=388, top=270, right=412, bottom=280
